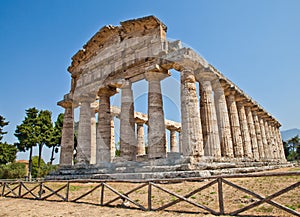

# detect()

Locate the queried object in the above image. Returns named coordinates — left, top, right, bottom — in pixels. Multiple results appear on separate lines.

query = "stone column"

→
left=179, top=130, right=182, bottom=154
left=136, top=121, right=145, bottom=155
left=265, top=121, right=278, bottom=159
left=245, top=106, right=259, bottom=160
left=264, top=120, right=274, bottom=160
left=145, top=71, right=168, bottom=159
left=259, top=116, right=268, bottom=160
left=77, top=96, right=94, bottom=164
left=96, top=87, right=117, bottom=163
left=252, top=110, right=264, bottom=160
left=237, top=101, right=252, bottom=159
left=226, top=91, right=243, bottom=158
left=180, top=69, right=204, bottom=158
left=213, top=81, right=234, bottom=158
left=274, top=125, right=286, bottom=161
left=269, top=123, right=279, bottom=159
left=170, top=129, right=178, bottom=152
left=110, top=117, right=116, bottom=159
left=200, top=77, right=221, bottom=158
left=59, top=100, right=74, bottom=166
left=120, top=81, right=137, bottom=161
left=90, top=105, right=97, bottom=164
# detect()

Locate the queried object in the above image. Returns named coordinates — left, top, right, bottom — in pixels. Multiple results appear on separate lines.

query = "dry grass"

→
left=1, top=167, right=299, bottom=217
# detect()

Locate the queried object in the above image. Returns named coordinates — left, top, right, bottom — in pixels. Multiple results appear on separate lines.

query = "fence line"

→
left=1, top=171, right=300, bottom=216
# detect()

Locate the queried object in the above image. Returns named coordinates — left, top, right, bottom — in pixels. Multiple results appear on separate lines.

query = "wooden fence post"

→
left=2, top=182, right=5, bottom=196
left=218, top=177, right=224, bottom=215
left=18, top=181, right=22, bottom=198
left=100, top=182, right=104, bottom=205
left=38, top=182, right=43, bottom=200
left=65, top=182, right=70, bottom=202
left=148, top=182, right=152, bottom=211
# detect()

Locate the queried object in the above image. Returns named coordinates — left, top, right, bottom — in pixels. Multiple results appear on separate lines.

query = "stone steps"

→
left=46, top=161, right=293, bottom=180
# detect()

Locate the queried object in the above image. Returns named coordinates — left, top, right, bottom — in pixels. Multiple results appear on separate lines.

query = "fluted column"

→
left=96, top=87, right=117, bottom=163
left=181, top=69, right=204, bottom=158
left=265, top=121, right=279, bottom=159
left=274, top=125, right=286, bottom=161
left=77, top=96, right=94, bottom=164
left=245, top=106, right=259, bottom=160
left=179, top=131, right=182, bottom=154
left=90, top=106, right=97, bottom=164
left=259, top=116, right=268, bottom=160
left=120, top=81, right=137, bottom=161
left=237, top=101, right=252, bottom=159
left=264, top=120, right=274, bottom=160
left=213, top=81, right=234, bottom=158
left=110, top=117, right=116, bottom=159
left=145, top=71, right=168, bottom=159
left=170, top=129, right=178, bottom=152
left=136, top=121, right=145, bottom=155
left=252, top=110, right=264, bottom=160
left=59, top=100, right=74, bottom=166
left=200, top=76, right=221, bottom=158
left=226, top=91, right=243, bottom=158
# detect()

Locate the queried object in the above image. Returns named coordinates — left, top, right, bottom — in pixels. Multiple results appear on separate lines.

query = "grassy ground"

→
left=0, top=167, right=299, bottom=217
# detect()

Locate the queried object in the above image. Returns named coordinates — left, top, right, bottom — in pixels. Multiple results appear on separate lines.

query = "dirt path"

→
left=0, top=197, right=219, bottom=217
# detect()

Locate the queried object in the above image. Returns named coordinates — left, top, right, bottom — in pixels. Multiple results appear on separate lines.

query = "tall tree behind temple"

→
left=15, top=108, right=39, bottom=180
left=46, top=113, right=63, bottom=164
left=0, top=115, right=9, bottom=141
left=36, top=110, right=53, bottom=175
left=288, top=135, right=300, bottom=161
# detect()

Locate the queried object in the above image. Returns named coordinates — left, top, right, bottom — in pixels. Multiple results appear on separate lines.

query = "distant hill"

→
left=281, top=128, right=300, bottom=141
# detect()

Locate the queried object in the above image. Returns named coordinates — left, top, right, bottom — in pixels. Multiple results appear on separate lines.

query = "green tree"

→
left=46, top=113, right=63, bottom=164
left=288, top=135, right=300, bottom=161
left=0, top=142, right=17, bottom=164
left=31, top=156, right=57, bottom=178
left=0, top=162, right=26, bottom=179
left=15, top=107, right=39, bottom=180
left=283, top=140, right=290, bottom=159
left=0, top=115, right=9, bottom=141
left=15, top=108, right=55, bottom=178
left=36, top=110, right=53, bottom=174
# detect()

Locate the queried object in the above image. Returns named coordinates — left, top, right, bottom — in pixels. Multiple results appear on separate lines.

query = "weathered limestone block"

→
left=245, top=106, right=259, bottom=160
left=213, top=81, right=234, bottom=158
left=200, top=74, right=221, bottom=157
left=136, top=121, right=145, bottom=155
left=237, top=101, right=252, bottom=159
left=252, top=110, right=264, bottom=160
left=181, top=69, right=204, bottom=158
left=226, top=91, right=243, bottom=158
left=97, top=87, right=117, bottom=163
left=145, top=71, right=168, bottom=159
left=77, top=97, right=94, bottom=164
left=120, top=81, right=137, bottom=161
left=59, top=100, right=74, bottom=166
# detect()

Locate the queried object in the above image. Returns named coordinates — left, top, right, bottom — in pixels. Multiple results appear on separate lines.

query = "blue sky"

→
left=1, top=0, right=299, bottom=163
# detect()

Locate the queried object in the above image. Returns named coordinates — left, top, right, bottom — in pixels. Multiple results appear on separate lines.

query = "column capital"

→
left=58, top=99, right=73, bottom=109
left=224, top=88, right=236, bottom=97
left=98, top=86, right=118, bottom=97
left=120, top=80, right=132, bottom=89
left=145, top=70, right=170, bottom=81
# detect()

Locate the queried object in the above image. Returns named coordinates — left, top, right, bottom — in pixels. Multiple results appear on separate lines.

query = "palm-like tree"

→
left=288, top=135, right=300, bottom=161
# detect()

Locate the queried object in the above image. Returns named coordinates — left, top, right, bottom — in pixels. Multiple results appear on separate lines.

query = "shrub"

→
left=0, top=162, right=26, bottom=179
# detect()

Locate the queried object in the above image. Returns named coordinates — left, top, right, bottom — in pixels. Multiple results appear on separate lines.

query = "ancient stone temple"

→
left=55, top=16, right=287, bottom=179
